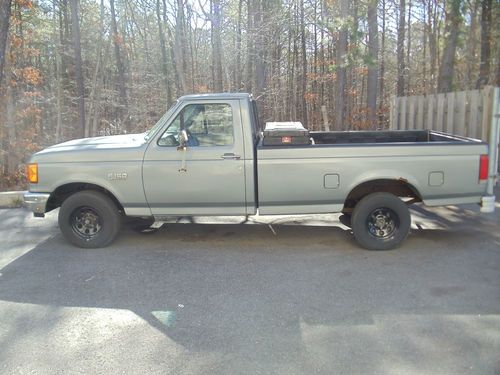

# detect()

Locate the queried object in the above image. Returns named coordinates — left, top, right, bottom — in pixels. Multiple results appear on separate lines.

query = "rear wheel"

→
left=58, top=190, right=121, bottom=248
left=351, top=192, right=411, bottom=250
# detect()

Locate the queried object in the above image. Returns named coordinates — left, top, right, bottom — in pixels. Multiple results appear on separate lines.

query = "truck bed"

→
left=256, top=130, right=488, bottom=215
left=310, top=130, right=479, bottom=145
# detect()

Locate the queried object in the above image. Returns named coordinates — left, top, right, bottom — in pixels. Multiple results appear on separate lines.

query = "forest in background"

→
left=0, top=0, right=499, bottom=189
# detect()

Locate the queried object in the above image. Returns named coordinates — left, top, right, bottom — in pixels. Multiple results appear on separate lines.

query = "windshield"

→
left=144, top=101, right=179, bottom=140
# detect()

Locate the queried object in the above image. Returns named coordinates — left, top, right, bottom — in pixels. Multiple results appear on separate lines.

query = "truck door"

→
left=142, top=100, right=247, bottom=216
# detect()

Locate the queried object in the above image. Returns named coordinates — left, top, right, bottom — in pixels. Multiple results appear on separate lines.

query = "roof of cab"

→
left=178, top=93, right=252, bottom=101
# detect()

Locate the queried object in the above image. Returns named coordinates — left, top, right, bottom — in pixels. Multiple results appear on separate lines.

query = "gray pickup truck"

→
left=24, top=93, right=493, bottom=250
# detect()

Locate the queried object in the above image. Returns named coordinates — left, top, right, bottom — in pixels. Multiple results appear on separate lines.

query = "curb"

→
left=0, top=191, right=26, bottom=208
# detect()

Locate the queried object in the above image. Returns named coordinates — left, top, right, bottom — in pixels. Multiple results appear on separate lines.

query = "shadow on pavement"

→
left=0, top=214, right=499, bottom=360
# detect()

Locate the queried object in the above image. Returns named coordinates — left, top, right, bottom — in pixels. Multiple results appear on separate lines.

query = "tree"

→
left=426, top=0, right=438, bottom=91
left=367, top=0, right=379, bottom=128
left=476, top=0, right=492, bottom=87
left=0, top=0, right=12, bottom=89
left=110, top=0, right=130, bottom=131
left=438, top=0, right=463, bottom=93
left=396, top=0, right=406, bottom=96
left=254, top=0, right=266, bottom=97
left=335, top=0, right=349, bottom=130
left=233, top=0, right=243, bottom=90
left=174, top=0, right=187, bottom=94
left=156, top=0, right=172, bottom=104
left=69, top=0, right=85, bottom=138
left=378, top=0, right=386, bottom=121
left=211, top=0, right=223, bottom=92
left=300, top=0, right=307, bottom=127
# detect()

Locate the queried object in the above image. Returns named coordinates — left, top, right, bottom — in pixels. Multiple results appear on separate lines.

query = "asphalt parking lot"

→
left=0, top=199, right=499, bottom=375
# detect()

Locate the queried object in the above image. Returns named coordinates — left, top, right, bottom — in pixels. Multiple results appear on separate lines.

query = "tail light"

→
left=26, top=163, right=38, bottom=183
left=479, top=155, right=489, bottom=181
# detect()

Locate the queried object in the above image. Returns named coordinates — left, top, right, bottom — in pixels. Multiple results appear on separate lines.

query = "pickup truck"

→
left=24, top=93, right=493, bottom=250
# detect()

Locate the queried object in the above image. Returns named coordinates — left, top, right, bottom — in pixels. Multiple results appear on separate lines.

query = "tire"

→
left=58, top=190, right=122, bottom=248
left=351, top=192, right=411, bottom=250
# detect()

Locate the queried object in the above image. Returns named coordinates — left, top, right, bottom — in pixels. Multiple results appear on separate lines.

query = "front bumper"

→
left=24, top=192, right=50, bottom=215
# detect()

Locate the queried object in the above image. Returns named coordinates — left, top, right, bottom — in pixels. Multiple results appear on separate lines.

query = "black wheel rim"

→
left=366, top=207, right=399, bottom=239
left=70, top=206, right=102, bottom=240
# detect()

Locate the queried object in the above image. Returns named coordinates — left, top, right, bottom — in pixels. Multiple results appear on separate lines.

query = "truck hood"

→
left=30, top=133, right=148, bottom=163
left=44, top=133, right=146, bottom=149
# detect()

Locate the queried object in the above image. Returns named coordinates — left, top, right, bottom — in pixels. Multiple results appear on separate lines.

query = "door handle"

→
left=221, top=153, right=241, bottom=160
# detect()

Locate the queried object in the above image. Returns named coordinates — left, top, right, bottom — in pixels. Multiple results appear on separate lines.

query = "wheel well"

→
left=46, top=183, right=124, bottom=213
left=343, top=179, right=421, bottom=213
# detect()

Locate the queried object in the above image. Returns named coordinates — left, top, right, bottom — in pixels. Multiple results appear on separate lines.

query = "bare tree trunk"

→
left=335, top=0, right=349, bottom=130
left=1, top=59, right=12, bottom=175
left=234, top=0, right=243, bottom=90
left=185, top=4, right=195, bottom=92
left=396, top=0, right=406, bottom=96
left=347, top=0, right=359, bottom=126
left=110, top=0, right=130, bottom=131
left=438, top=0, right=462, bottom=93
left=156, top=0, right=171, bottom=103
left=211, top=0, right=223, bottom=92
left=86, top=0, right=106, bottom=137
left=367, top=0, right=379, bottom=128
left=300, top=0, right=308, bottom=127
left=476, top=0, right=491, bottom=88
left=427, top=0, right=438, bottom=91
left=465, top=0, right=479, bottom=88
left=174, top=0, right=187, bottom=94
left=69, top=0, right=85, bottom=138
left=406, top=0, right=411, bottom=93
left=245, top=0, right=254, bottom=93
left=0, top=0, right=12, bottom=89
left=52, top=0, right=63, bottom=142
left=319, top=0, right=326, bottom=120
left=255, top=0, right=266, bottom=97
left=378, top=0, right=386, bottom=123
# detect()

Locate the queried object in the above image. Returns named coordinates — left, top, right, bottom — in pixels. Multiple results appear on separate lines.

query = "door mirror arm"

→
left=177, top=130, right=189, bottom=151
left=177, top=129, right=188, bottom=172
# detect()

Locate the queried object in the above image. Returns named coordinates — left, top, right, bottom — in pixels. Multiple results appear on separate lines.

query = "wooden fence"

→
left=389, top=86, right=499, bottom=142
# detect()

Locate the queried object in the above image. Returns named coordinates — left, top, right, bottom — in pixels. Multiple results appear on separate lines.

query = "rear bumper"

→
left=24, top=192, right=50, bottom=215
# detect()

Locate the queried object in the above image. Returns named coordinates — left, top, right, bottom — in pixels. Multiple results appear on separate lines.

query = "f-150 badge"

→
left=107, top=172, right=128, bottom=180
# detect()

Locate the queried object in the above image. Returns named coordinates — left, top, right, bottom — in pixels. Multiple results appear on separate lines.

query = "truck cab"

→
left=142, top=93, right=258, bottom=216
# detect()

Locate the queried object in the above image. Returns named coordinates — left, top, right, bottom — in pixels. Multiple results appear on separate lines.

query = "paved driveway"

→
left=0, top=200, right=499, bottom=374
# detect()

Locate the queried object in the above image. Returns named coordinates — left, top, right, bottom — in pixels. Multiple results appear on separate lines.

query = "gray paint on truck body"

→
left=27, top=93, right=488, bottom=218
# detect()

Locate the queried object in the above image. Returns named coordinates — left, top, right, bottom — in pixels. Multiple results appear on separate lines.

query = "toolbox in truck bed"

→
left=262, top=122, right=311, bottom=146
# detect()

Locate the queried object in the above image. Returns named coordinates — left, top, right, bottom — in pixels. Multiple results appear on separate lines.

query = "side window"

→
left=158, top=103, right=234, bottom=147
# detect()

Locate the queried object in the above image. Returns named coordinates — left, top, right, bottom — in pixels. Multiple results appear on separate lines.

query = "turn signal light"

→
left=479, top=155, right=489, bottom=181
left=26, top=163, right=38, bottom=184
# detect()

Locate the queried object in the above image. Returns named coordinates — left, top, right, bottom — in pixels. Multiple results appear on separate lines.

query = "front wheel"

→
left=58, top=190, right=122, bottom=248
left=351, top=192, right=411, bottom=250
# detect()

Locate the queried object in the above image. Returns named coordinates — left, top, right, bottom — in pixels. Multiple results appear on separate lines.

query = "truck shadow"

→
left=0, top=217, right=499, bottom=358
